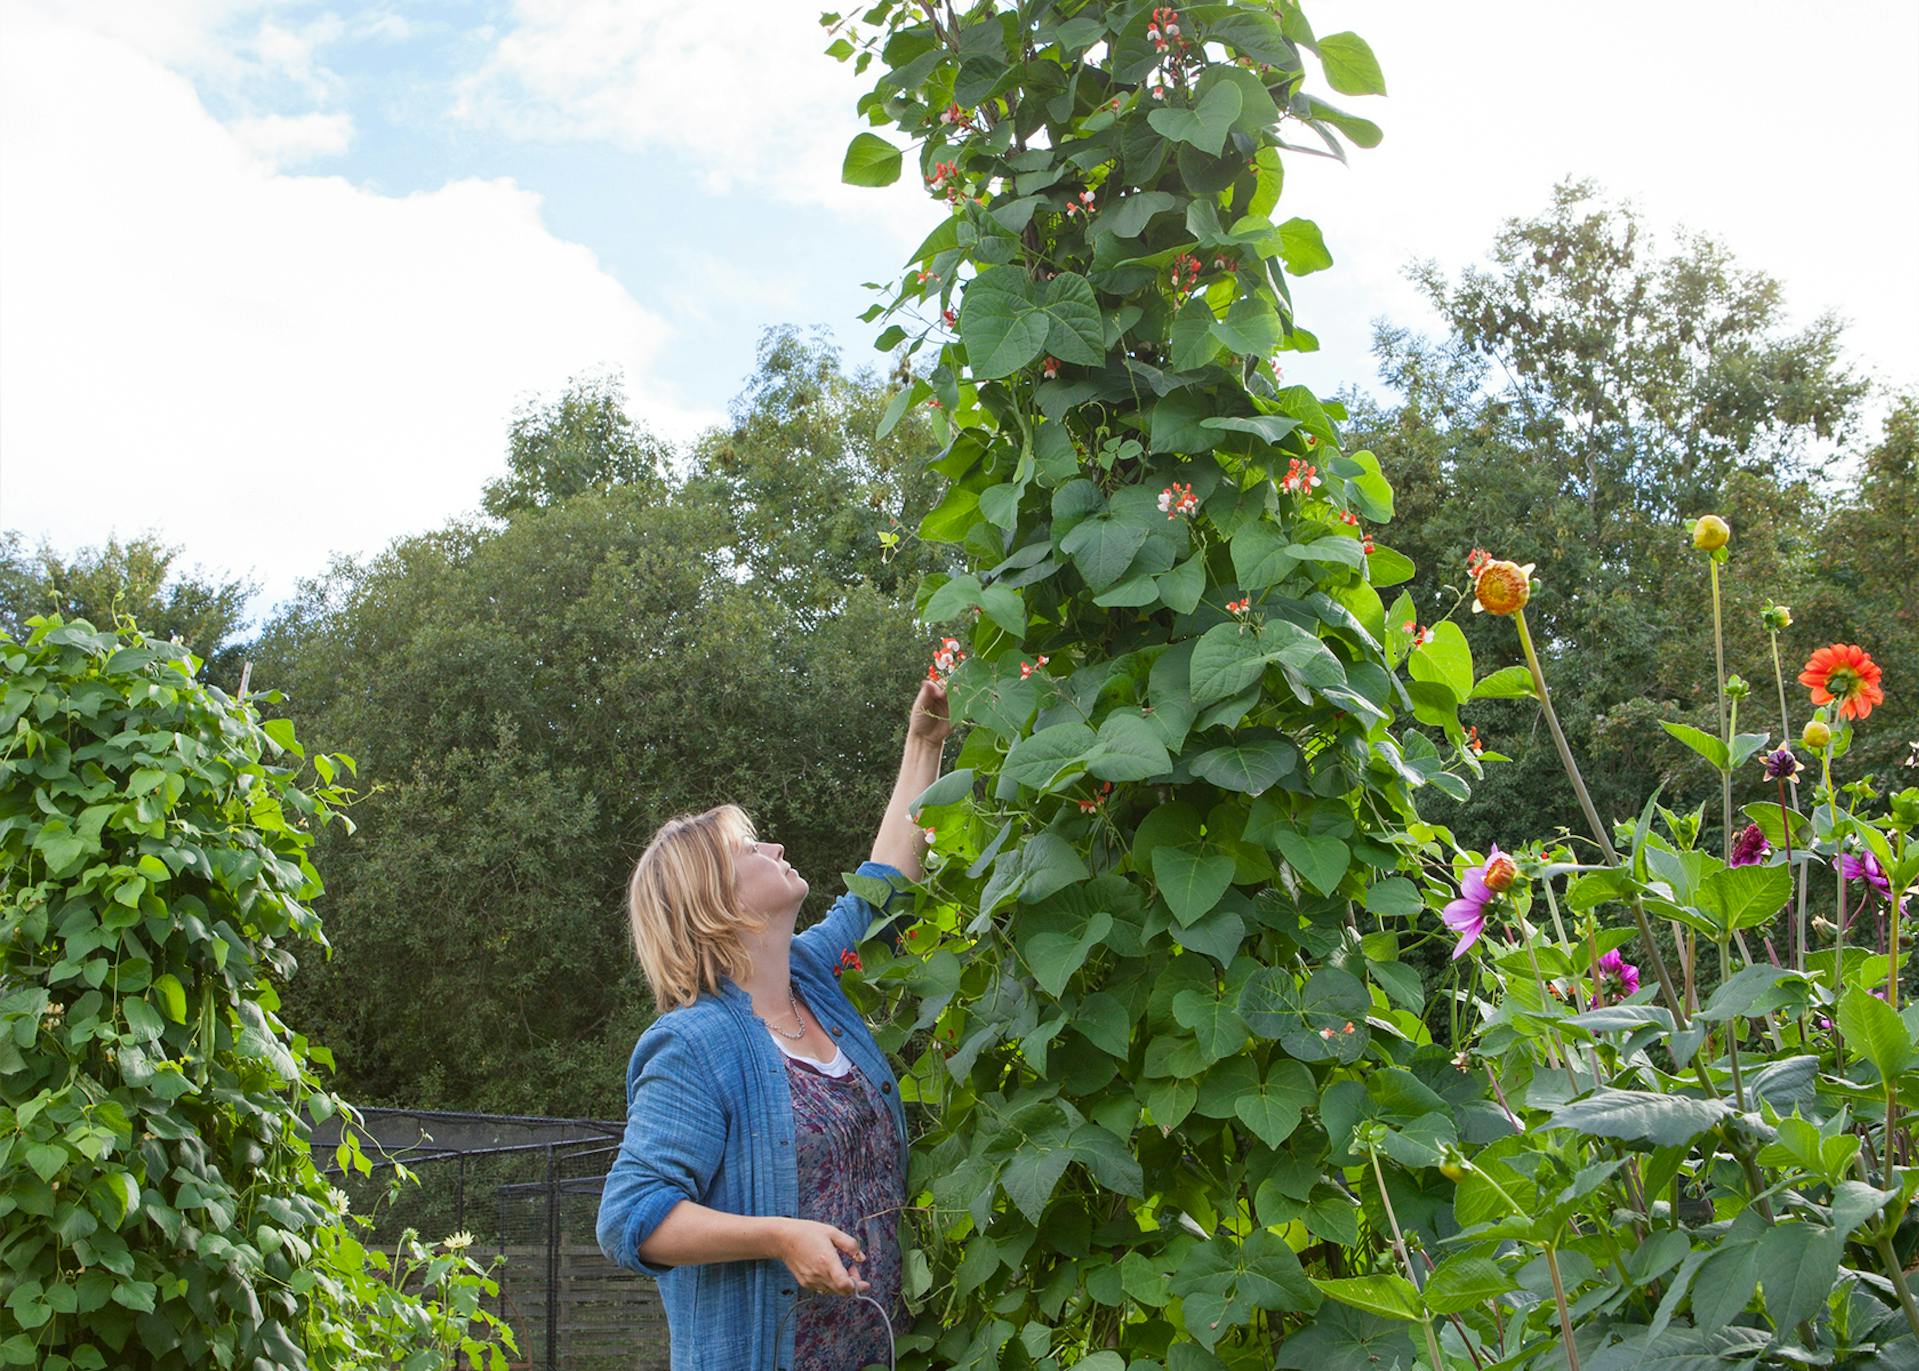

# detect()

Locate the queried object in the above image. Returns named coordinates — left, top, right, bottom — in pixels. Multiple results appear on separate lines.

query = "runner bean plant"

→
left=0, top=619, right=517, bottom=1370
left=826, top=3, right=1919, bottom=1368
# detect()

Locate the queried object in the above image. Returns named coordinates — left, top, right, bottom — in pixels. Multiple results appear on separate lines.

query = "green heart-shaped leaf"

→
left=1146, top=79, right=1243, bottom=156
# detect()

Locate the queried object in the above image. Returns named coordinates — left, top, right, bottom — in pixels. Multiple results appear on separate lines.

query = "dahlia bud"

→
left=1472, top=560, right=1534, bottom=616
left=1801, top=718, right=1832, bottom=751
left=1483, top=853, right=1517, bottom=893
left=1725, top=673, right=1751, bottom=702
left=1691, top=514, right=1730, bottom=551
left=1762, top=602, right=1792, bottom=632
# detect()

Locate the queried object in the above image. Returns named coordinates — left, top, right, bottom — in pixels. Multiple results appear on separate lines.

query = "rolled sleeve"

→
left=595, top=1023, right=726, bottom=1278
left=794, top=859, right=908, bottom=963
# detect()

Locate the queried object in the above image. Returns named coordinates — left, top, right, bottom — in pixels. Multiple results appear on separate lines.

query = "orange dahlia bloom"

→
left=1472, top=560, right=1534, bottom=616
left=1799, top=643, right=1885, bottom=721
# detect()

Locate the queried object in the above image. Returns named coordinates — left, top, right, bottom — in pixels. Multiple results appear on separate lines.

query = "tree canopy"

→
left=248, top=335, right=951, bottom=1117
left=1347, top=180, right=1907, bottom=850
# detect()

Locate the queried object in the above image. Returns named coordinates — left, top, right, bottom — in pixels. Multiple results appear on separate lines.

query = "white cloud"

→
left=1268, top=1, right=1919, bottom=407
left=0, top=2, right=722, bottom=611
left=453, top=0, right=939, bottom=248
left=245, top=12, right=347, bottom=102
left=229, top=109, right=353, bottom=167
left=456, top=0, right=1917, bottom=421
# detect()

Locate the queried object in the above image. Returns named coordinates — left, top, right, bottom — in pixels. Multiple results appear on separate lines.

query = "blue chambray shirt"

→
left=595, top=860, right=911, bottom=1371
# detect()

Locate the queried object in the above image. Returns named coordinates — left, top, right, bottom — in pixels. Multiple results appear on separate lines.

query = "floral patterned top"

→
left=783, top=1028, right=904, bottom=1371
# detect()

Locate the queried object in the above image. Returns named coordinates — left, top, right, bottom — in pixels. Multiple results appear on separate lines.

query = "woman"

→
left=595, top=677, right=950, bottom=1371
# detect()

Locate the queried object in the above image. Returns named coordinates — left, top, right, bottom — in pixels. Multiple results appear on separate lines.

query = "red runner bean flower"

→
left=1280, top=458, right=1320, bottom=493
left=1157, top=482, right=1198, bottom=518
left=1077, top=780, right=1115, bottom=814
left=927, top=636, right=966, bottom=682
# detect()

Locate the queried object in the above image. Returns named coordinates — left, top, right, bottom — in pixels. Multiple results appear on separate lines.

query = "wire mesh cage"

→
left=314, top=1107, right=669, bottom=1370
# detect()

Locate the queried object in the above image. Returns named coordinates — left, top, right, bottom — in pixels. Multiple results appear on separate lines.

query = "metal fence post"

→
left=545, top=1143, right=559, bottom=1371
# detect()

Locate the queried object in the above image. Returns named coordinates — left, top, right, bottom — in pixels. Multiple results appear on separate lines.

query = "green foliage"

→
left=479, top=371, right=670, bottom=517
left=249, top=329, right=952, bottom=1118
left=1345, top=180, right=1909, bottom=858
left=0, top=616, right=513, bottom=1369
left=0, top=533, right=254, bottom=687
left=824, top=3, right=1504, bottom=1364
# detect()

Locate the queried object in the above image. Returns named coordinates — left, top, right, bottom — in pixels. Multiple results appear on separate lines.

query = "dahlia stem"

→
left=1710, top=558, right=1732, bottom=865
left=1826, top=750, right=1848, bottom=1013
left=1876, top=1235, right=1919, bottom=1346
left=1769, top=630, right=1809, bottom=969
left=1543, top=1243, right=1583, bottom=1371
left=1369, top=1146, right=1447, bottom=1371
left=1890, top=883, right=1903, bottom=1013
left=1512, top=606, right=1688, bottom=1028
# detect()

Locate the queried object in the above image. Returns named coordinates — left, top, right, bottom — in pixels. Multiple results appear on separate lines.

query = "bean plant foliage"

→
left=825, top=3, right=1490, bottom=1368
left=0, top=619, right=515, bottom=1369
left=825, top=5, right=1919, bottom=1371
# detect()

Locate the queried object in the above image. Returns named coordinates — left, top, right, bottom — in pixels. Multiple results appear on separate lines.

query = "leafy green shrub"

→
left=0, top=617, right=513, bottom=1370
left=1364, top=537, right=1919, bottom=1368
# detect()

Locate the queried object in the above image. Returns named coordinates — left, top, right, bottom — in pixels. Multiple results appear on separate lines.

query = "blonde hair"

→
left=627, top=804, right=766, bottom=1012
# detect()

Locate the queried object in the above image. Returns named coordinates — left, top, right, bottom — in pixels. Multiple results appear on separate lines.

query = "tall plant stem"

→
left=1879, top=1235, right=1919, bottom=1345
left=1369, top=1147, right=1447, bottom=1371
left=1541, top=879, right=1608, bottom=1084
left=1711, top=558, right=1732, bottom=862
left=1543, top=1244, right=1582, bottom=1371
left=1513, top=606, right=1687, bottom=1027
left=1722, top=952, right=1750, bottom=1112
left=1826, top=749, right=1849, bottom=1040
left=1770, top=631, right=1809, bottom=968
left=1702, top=555, right=1730, bottom=1016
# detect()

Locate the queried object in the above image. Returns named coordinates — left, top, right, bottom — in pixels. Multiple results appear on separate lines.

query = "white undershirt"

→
left=771, top=1033, right=853, bottom=1077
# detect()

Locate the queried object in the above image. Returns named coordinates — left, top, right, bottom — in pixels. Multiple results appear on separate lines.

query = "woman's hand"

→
left=774, top=1218, right=871, bottom=1296
left=907, top=677, right=951, bottom=747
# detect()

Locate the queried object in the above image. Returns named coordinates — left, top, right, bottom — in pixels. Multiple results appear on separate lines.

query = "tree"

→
left=1799, top=392, right=1919, bottom=783
left=681, top=324, right=956, bottom=613
left=1348, top=181, right=1883, bottom=848
left=251, top=345, right=948, bottom=1118
left=0, top=532, right=255, bottom=685
left=479, top=372, right=672, bottom=517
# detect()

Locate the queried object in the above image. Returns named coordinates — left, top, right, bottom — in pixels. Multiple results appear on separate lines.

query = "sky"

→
left=2, top=0, right=1915, bottom=618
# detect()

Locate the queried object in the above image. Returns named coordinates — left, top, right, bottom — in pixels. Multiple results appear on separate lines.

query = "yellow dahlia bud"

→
left=1691, top=515, right=1730, bottom=551
left=1801, top=718, right=1832, bottom=751
left=1472, top=560, right=1534, bottom=616
left=1482, top=853, right=1517, bottom=893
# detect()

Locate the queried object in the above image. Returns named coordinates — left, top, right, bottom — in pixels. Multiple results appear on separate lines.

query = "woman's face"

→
left=734, top=835, right=808, bottom=928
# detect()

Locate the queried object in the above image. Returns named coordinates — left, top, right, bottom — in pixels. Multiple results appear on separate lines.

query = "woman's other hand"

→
left=908, top=677, right=951, bottom=747
left=775, top=1218, right=871, bottom=1296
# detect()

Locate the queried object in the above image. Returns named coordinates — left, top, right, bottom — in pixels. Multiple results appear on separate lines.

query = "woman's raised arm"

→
left=869, top=678, right=950, bottom=882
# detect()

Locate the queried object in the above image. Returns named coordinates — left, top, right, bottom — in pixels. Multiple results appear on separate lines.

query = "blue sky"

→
left=2, top=0, right=1915, bottom=613
left=162, top=0, right=932, bottom=413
